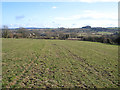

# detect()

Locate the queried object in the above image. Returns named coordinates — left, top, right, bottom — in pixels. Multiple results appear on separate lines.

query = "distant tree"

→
left=13, top=33, right=22, bottom=38
left=58, top=33, right=69, bottom=40
left=17, top=27, right=30, bottom=38
left=8, top=33, right=13, bottom=38
left=2, top=25, right=10, bottom=38
left=115, top=32, right=120, bottom=45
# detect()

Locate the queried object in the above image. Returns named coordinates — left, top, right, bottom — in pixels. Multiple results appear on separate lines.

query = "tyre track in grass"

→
left=6, top=52, right=38, bottom=88
left=51, top=43, right=95, bottom=88
left=20, top=41, right=60, bottom=88
left=65, top=47, right=118, bottom=87
left=16, top=54, right=45, bottom=88
left=17, top=54, right=46, bottom=88
left=48, top=43, right=75, bottom=88
left=12, top=40, right=47, bottom=88
left=53, top=43, right=118, bottom=87
left=62, top=44, right=118, bottom=87
left=6, top=41, right=46, bottom=88
left=50, top=44, right=81, bottom=87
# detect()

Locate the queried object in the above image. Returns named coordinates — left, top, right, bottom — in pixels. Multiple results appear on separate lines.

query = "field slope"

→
left=2, top=38, right=118, bottom=88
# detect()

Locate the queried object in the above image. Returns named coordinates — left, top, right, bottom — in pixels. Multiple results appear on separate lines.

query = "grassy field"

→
left=97, top=32, right=113, bottom=35
left=2, top=38, right=118, bottom=88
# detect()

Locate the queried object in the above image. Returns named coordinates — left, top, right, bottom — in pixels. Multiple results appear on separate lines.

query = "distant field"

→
left=2, top=38, right=118, bottom=88
left=97, top=32, right=113, bottom=35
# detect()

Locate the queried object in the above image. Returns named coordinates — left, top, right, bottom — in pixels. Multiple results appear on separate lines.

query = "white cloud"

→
left=55, top=17, right=76, bottom=20
left=83, top=10, right=93, bottom=13
left=63, top=19, right=117, bottom=28
left=83, top=10, right=117, bottom=20
left=55, top=10, right=117, bottom=21
left=54, top=15, right=82, bottom=20
left=54, top=10, right=117, bottom=27
left=52, top=6, right=57, bottom=9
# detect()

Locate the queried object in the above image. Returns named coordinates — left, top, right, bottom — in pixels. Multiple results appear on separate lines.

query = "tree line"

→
left=2, top=26, right=119, bottom=45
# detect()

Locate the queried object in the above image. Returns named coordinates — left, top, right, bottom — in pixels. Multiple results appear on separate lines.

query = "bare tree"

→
left=2, top=25, right=9, bottom=38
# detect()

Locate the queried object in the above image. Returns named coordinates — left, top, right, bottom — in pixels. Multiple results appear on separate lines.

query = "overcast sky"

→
left=2, top=0, right=118, bottom=28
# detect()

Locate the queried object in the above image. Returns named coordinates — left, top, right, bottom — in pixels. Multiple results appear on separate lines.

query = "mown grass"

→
left=2, top=38, right=118, bottom=88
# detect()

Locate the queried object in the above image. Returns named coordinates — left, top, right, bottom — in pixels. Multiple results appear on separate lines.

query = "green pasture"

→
left=2, top=38, right=118, bottom=88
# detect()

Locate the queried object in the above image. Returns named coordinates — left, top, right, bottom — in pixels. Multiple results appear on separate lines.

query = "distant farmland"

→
left=2, top=38, right=118, bottom=88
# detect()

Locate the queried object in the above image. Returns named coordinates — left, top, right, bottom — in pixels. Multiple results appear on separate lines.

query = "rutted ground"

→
left=2, top=39, right=118, bottom=88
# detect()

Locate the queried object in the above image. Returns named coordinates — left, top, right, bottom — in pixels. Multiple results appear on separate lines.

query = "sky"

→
left=2, top=0, right=118, bottom=28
